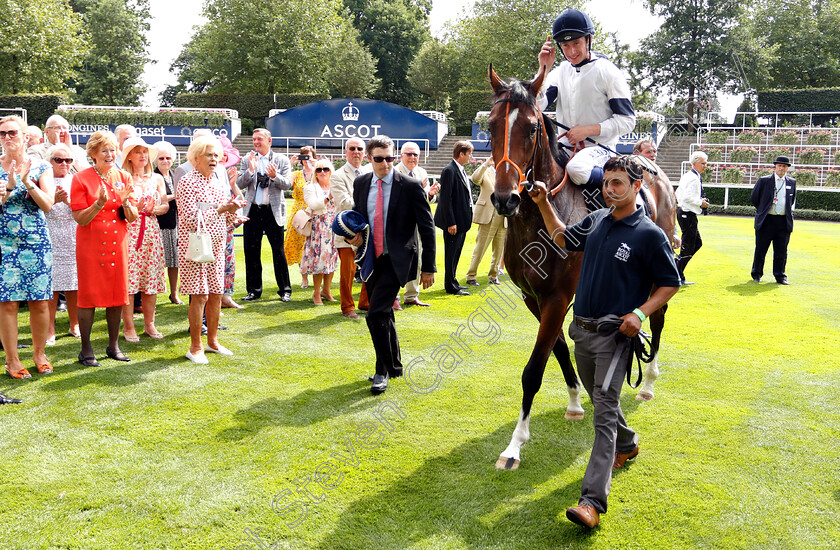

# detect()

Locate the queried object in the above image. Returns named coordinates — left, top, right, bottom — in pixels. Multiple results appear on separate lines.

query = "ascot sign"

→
left=265, top=98, right=444, bottom=149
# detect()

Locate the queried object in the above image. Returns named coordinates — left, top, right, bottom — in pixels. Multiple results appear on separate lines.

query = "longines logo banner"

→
left=266, top=98, right=441, bottom=149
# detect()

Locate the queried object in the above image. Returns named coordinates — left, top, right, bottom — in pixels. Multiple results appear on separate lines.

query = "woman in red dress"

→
left=71, top=131, right=138, bottom=366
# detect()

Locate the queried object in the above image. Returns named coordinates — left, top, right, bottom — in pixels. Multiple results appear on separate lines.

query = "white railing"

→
left=681, top=160, right=840, bottom=192
left=705, top=110, right=840, bottom=131
left=0, top=107, right=27, bottom=123
left=268, top=136, right=431, bottom=163
left=418, top=110, right=447, bottom=123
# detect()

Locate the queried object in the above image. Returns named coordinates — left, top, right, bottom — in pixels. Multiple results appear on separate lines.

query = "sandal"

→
left=123, top=332, right=140, bottom=343
left=5, top=365, right=32, bottom=379
left=35, top=362, right=53, bottom=374
left=143, top=330, right=164, bottom=339
left=78, top=353, right=100, bottom=367
left=106, top=348, right=130, bottom=362
left=169, top=295, right=185, bottom=305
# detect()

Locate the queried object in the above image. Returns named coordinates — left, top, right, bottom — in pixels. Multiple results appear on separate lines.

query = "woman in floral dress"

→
left=121, top=138, right=167, bottom=340
left=300, top=158, right=338, bottom=305
left=285, top=146, right=315, bottom=289
left=0, top=115, right=55, bottom=378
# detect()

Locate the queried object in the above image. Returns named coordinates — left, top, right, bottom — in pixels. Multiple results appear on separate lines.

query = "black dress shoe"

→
left=751, top=277, right=761, bottom=283
left=0, top=390, right=22, bottom=404
left=371, top=373, right=389, bottom=394
left=279, top=291, right=292, bottom=302
left=105, top=348, right=130, bottom=362
left=447, top=289, right=470, bottom=296
left=78, top=352, right=100, bottom=367
left=776, top=277, right=790, bottom=285
left=242, top=292, right=261, bottom=301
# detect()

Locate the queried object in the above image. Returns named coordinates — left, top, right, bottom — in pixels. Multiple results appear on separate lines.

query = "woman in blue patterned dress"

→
left=0, top=115, right=56, bottom=379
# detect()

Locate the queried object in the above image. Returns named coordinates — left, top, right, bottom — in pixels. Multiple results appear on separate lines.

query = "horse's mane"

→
left=492, top=77, right=567, bottom=169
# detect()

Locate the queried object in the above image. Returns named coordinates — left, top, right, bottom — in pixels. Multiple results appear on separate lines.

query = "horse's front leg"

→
left=552, top=337, right=583, bottom=419
left=637, top=305, right=666, bottom=401
left=496, top=297, right=565, bottom=470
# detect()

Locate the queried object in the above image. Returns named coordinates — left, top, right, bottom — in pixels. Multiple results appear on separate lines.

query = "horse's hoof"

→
left=636, top=391, right=653, bottom=401
left=495, top=456, right=520, bottom=470
left=564, top=410, right=584, bottom=421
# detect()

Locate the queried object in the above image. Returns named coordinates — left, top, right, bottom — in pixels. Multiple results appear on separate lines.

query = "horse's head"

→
left=488, top=64, right=550, bottom=217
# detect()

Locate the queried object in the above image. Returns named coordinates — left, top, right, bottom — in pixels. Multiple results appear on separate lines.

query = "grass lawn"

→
left=1, top=213, right=839, bottom=549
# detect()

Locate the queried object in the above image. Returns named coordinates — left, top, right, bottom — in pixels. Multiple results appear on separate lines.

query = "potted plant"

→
left=720, top=164, right=746, bottom=183
left=704, top=130, right=729, bottom=144
left=754, top=168, right=773, bottom=179
left=764, top=147, right=793, bottom=164
left=730, top=147, right=757, bottom=163
left=834, top=150, right=840, bottom=165
left=700, top=146, right=723, bottom=162
left=825, top=169, right=840, bottom=187
left=772, top=130, right=799, bottom=144
left=798, top=148, right=826, bottom=165
left=790, top=169, right=817, bottom=186
left=806, top=130, right=832, bottom=145
left=737, top=130, right=764, bottom=144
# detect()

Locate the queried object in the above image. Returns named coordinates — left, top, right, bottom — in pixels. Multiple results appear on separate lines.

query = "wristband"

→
left=632, top=308, right=646, bottom=323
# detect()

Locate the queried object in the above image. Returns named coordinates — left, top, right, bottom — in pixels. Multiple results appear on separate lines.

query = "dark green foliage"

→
left=175, top=93, right=328, bottom=123
left=56, top=109, right=229, bottom=128
left=0, top=94, right=71, bottom=126
left=757, top=88, right=840, bottom=125
left=705, top=186, right=840, bottom=213
left=453, top=90, right=493, bottom=129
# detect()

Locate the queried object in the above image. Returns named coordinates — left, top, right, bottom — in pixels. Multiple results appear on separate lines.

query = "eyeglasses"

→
left=157, top=156, right=172, bottom=161
left=402, top=152, right=419, bottom=157
left=371, top=156, right=396, bottom=163
left=0, top=130, right=19, bottom=138
left=51, top=158, right=74, bottom=164
left=315, top=167, right=331, bottom=173
left=348, top=146, right=364, bottom=152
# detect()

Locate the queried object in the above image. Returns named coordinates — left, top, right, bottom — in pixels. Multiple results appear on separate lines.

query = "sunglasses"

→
left=0, top=130, right=19, bottom=138
left=403, top=152, right=419, bottom=157
left=315, top=167, right=331, bottom=173
left=157, top=156, right=172, bottom=161
left=348, top=146, right=364, bottom=152
left=371, top=156, right=396, bottom=163
left=51, top=158, right=74, bottom=164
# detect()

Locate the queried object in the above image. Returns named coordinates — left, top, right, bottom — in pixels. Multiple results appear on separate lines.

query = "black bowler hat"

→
left=773, top=155, right=792, bottom=166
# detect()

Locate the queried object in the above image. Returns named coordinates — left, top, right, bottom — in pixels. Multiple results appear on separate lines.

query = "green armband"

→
left=632, top=308, right=646, bottom=323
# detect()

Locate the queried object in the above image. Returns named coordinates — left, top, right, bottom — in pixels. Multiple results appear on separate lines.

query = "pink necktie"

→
left=374, top=178, right=384, bottom=257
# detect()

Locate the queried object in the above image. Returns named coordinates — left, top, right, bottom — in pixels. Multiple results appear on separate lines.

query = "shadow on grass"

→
left=725, top=281, right=781, bottom=296
left=38, top=356, right=175, bottom=391
left=303, top=408, right=619, bottom=549
left=217, top=380, right=374, bottom=440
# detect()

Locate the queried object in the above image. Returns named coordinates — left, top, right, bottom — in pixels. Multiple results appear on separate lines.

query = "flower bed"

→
left=730, top=147, right=758, bottom=163
left=806, top=130, right=832, bottom=145
left=753, top=168, right=773, bottom=179
left=834, top=151, right=840, bottom=165
left=737, top=130, right=764, bottom=144
left=825, top=169, right=840, bottom=187
left=764, top=147, right=793, bottom=164
left=772, top=130, right=799, bottom=144
left=704, top=130, right=729, bottom=144
left=798, top=149, right=826, bottom=165
left=790, top=169, right=817, bottom=187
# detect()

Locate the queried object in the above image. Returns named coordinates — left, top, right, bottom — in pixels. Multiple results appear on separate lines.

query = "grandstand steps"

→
left=656, top=134, right=695, bottom=181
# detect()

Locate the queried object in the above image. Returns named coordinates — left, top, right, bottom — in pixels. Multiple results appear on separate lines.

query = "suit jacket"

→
left=395, top=162, right=431, bottom=198
left=330, top=162, right=371, bottom=248
left=352, top=170, right=436, bottom=285
left=434, top=159, right=473, bottom=234
left=751, top=174, right=796, bottom=233
left=470, top=160, right=498, bottom=225
left=236, top=150, right=292, bottom=226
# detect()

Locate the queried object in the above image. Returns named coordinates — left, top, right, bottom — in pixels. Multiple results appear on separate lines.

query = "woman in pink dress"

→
left=120, top=137, right=168, bottom=340
left=176, top=136, right=245, bottom=364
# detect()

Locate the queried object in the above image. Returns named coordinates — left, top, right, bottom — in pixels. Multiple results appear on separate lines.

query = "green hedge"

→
left=709, top=205, right=840, bottom=222
left=0, top=93, right=70, bottom=126
left=57, top=109, right=229, bottom=128
left=757, top=88, right=840, bottom=124
left=454, top=89, right=492, bottom=124
left=705, top=186, right=840, bottom=212
left=175, top=93, right=328, bottom=121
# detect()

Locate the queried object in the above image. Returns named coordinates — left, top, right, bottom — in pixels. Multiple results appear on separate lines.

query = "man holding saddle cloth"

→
left=529, top=155, right=681, bottom=529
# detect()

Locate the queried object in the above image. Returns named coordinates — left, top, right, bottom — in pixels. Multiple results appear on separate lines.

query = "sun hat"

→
left=219, top=135, right=241, bottom=168
left=120, top=137, right=158, bottom=166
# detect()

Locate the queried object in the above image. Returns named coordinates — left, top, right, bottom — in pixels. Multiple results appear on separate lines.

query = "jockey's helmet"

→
left=552, top=8, right=595, bottom=43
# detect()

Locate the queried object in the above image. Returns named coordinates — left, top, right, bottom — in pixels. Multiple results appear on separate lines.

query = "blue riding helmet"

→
left=552, top=8, right=595, bottom=43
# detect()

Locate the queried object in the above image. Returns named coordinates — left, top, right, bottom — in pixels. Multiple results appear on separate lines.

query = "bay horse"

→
left=488, top=64, right=677, bottom=470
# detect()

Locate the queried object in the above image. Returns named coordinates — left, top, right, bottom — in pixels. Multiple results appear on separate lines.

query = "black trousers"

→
left=243, top=204, right=291, bottom=296
left=751, top=215, right=790, bottom=280
left=442, top=231, right=467, bottom=293
left=676, top=209, right=702, bottom=280
left=365, top=254, right=402, bottom=377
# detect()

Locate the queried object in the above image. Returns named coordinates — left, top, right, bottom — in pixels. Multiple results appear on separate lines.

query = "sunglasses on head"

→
left=315, top=167, right=331, bottom=173
left=0, top=130, right=19, bottom=138
left=51, top=157, right=74, bottom=164
left=371, top=156, right=396, bottom=163
left=348, top=146, right=364, bottom=152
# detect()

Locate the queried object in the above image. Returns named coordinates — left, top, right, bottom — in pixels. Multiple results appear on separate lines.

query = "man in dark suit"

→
left=751, top=155, right=797, bottom=285
left=236, top=128, right=293, bottom=301
left=434, top=141, right=474, bottom=295
left=347, top=135, right=436, bottom=394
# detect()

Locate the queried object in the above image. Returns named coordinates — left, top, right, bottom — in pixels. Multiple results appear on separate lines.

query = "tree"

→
left=166, top=0, right=377, bottom=98
left=73, top=0, right=151, bottom=105
left=637, top=0, right=771, bottom=131
left=344, top=0, right=431, bottom=106
left=0, top=0, right=88, bottom=95
left=408, top=38, right=460, bottom=111
left=747, top=0, right=840, bottom=90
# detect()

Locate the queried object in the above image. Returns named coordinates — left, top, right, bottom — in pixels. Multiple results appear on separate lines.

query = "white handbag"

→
left=187, top=209, right=215, bottom=263
left=292, top=208, right=313, bottom=237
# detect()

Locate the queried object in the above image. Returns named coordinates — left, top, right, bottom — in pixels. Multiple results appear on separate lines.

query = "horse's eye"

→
left=529, top=123, right=538, bottom=138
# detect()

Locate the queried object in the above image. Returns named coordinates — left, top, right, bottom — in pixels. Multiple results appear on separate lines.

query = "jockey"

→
left=536, top=8, right=636, bottom=209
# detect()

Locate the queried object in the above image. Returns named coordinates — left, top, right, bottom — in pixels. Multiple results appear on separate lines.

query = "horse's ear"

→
left=489, top=64, right=504, bottom=93
left=529, top=63, right=548, bottom=97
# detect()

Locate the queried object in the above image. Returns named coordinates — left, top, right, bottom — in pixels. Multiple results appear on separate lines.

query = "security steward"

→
left=529, top=155, right=681, bottom=529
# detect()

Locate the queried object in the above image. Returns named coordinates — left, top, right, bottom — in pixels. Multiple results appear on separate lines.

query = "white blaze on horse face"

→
left=506, top=108, right=519, bottom=159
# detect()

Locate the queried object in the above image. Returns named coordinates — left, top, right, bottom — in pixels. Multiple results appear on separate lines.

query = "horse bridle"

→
left=494, top=95, right=568, bottom=197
